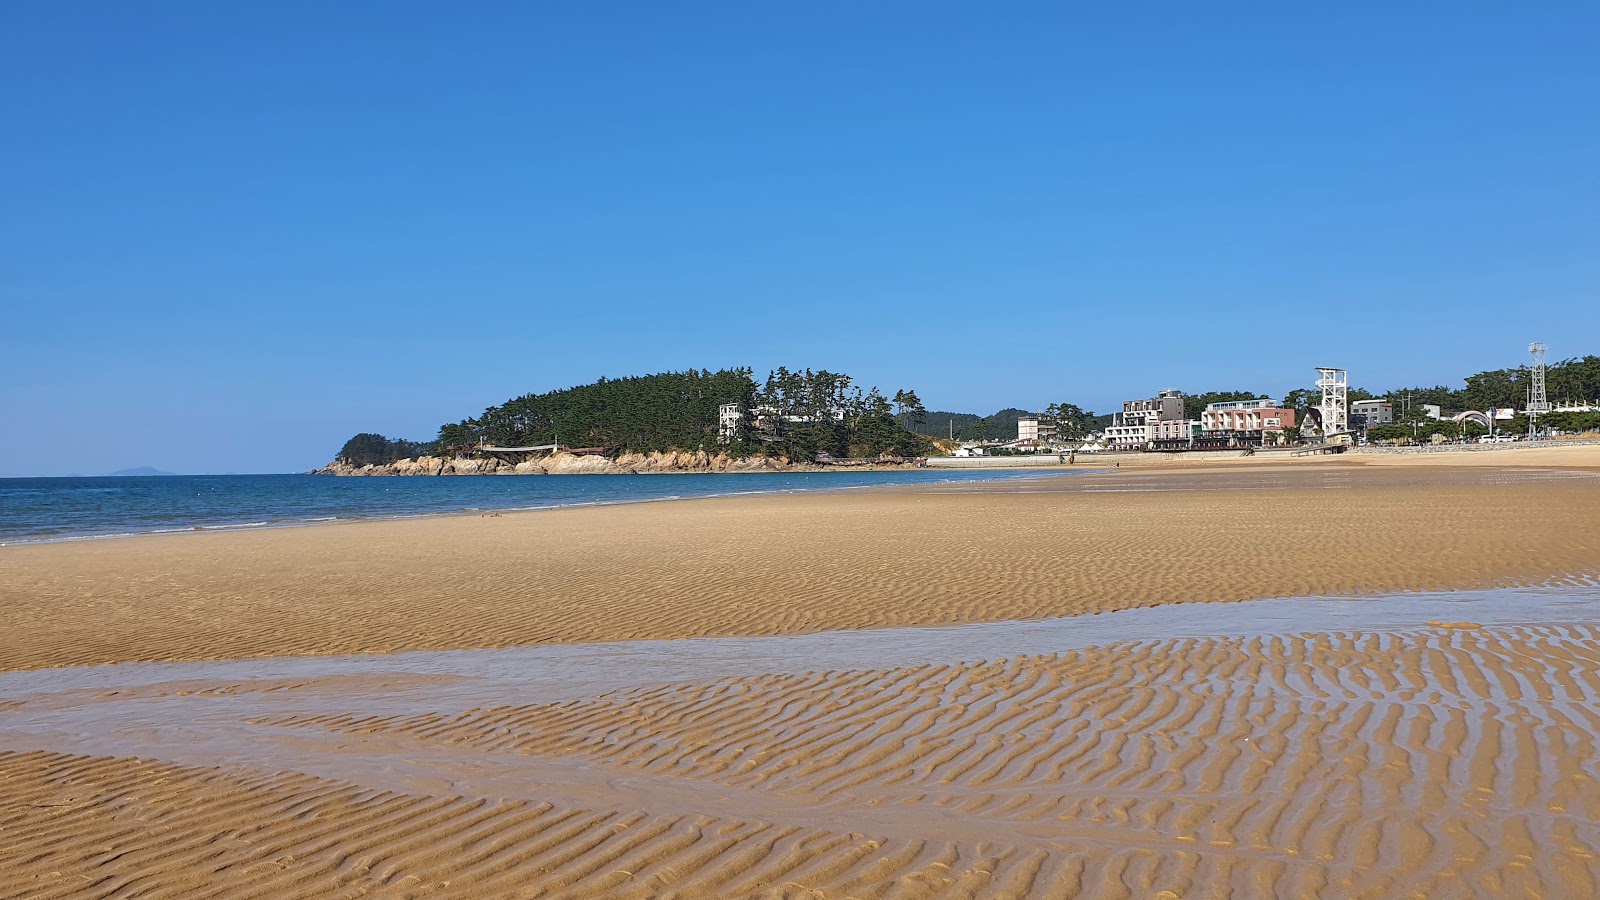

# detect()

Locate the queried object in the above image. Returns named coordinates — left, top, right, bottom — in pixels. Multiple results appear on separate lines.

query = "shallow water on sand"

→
left=2, top=584, right=1596, bottom=710
left=6, top=585, right=1600, bottom=897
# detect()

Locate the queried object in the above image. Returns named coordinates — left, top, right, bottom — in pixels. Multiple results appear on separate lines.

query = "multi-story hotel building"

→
left=1198, top=398, right=1296, bottom=446
left=1120, top=389, right=1186, bottom=426
left=1016, top=414, right=1059, bottom=447
left=1104, top=389, right=1186, bottom=451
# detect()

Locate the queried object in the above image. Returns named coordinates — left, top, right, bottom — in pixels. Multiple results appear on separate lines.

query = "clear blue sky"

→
left=3, top=2, right=1596, bottom=475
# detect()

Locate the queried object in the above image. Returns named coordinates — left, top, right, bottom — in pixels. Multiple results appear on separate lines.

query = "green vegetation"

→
left=436, top=369, right=757, bottom=455
left=1540, top=410, right=1600, bottom=433
left=1379, top=355, right=1600, bottom=416
left=335, top=368, right=934, bottom=466
left=910, top=408, right=1033, bottom=441
left=1042, top=402, right=1096, bottom=440
left=336, top=433, right=440, bottom=467
left=336, top=354, right=1599, bottom=466
left=1182, top=391, right=1262, bottom=421
left=749, top=368, right=934, bottom=459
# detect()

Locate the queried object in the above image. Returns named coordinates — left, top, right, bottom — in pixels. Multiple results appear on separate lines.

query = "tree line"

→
left=743, top=368, right=932, bottom=459
left=334, top=368, right=934, bottom=466
left=335, top=433, right=440, bottom=468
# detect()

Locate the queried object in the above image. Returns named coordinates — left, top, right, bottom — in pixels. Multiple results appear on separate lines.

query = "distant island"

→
left=108, top=466, right=178, bottom=477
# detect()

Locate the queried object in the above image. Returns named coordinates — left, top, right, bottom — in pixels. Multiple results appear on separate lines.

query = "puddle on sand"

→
left=2, top=584, right=1599, bottom=811
left=3, top=583, right=1599, bottom=708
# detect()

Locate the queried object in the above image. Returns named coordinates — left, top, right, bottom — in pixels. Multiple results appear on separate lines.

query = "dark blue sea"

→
left=0, top=469, right=1074, bottom=545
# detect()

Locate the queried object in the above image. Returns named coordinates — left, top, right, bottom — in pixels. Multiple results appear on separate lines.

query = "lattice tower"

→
left=1528, top=342, right=1550, bottom=435
left=1316, top=367, right=1348, bottom=436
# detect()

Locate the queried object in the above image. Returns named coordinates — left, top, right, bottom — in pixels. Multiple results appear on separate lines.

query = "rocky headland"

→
left=315, top=450, right=924, bottom=476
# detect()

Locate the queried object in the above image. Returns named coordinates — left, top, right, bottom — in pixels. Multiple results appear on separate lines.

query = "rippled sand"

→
left=4, top=618, right=1600, bottom=897
left=3, top=462, right=1600, bottom=897
left=2, top=465, right=1598, bottom=671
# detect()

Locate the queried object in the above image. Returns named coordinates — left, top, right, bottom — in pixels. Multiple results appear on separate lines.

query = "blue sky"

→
left=2, top=2, right=1597, bottom=475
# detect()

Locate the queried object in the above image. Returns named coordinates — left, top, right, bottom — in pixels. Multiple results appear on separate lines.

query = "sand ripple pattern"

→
left=4, top=471, right=1600, bottom=671
left=229, top=624, right=1600, bottom=897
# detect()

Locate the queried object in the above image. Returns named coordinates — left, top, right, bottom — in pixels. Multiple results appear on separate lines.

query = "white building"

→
left=1103, top=421, right=1152, bottom=451
left=1351, top=399, right=1394, bottom=426
left=1016, top=414, right=1059, bottom=447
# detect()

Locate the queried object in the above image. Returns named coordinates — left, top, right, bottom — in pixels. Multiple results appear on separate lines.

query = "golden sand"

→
left=4, top=622, right=1599, bottom=896
left=3, top=460, right=1600, bottom=897
left=1, top=464, right=1598, bottom=672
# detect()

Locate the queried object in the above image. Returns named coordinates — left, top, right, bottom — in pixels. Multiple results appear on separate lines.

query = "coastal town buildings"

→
left=1199, top=398, right=1294, bottom=434
left=1103, top=421, right=1152, bottom=451
left=1150, top=418, right=1203, bottom=451
left=1350, top=399, right=1394, bottom=427
left=1104, top=390, right=1186, bottom=451
left=1121, top=390, right=1186, bottom=427
left=1196, top=398, right=1295, bottom=448
left=719, top=401, right=846, bottom=444
left=1016, top=414, right=1059, bottom=447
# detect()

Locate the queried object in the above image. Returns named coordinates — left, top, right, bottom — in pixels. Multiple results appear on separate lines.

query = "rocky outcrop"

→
left=314, top=451, right=922, bottom=476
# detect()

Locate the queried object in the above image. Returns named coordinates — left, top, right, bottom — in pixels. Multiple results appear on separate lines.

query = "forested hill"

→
left=333, top=368, right=935, bottom=467
left=911, top=409, right=1032, bottom=441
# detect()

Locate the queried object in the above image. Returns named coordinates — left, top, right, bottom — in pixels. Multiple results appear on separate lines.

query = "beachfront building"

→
left=1150, top=419, right=1203, bottom=451
left=1016, top=414, right=1059, bottom=448
left=1198, top=398, right=1295, bottom=448
left=1120, top=389, right=1186, bottom=427
left=1103, top=421, right=1153, bottom=451
left=1200, top=398, right=1294, bottom=433
left=1350, top=399, right=1394, bottom=427
left=1102, top=389, right=1184, bottom=452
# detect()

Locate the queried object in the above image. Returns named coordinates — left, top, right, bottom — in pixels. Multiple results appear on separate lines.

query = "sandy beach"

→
left=4, top=451, right=1600, bottom=897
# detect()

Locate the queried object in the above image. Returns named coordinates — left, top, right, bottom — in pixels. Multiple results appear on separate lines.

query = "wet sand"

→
left=2, top=464, right=1599, bottom=672
left=4, top=462, right=1600, bottom=897
left=5, top=591, right=1600, bottom=897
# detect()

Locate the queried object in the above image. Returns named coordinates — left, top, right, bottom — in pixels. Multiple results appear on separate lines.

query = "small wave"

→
left=1, top=469, right=1082, bottom=546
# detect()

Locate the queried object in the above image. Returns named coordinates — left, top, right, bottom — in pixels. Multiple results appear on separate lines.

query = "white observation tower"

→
left=1316, top=367, right=1349, bottom=436
left=1527, top=342, right=1550, bottom=436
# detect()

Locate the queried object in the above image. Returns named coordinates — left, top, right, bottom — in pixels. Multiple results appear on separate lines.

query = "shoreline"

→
left=5, top=461, right=1598, bottom=672
left=0, top=468, right=1084, bottom=548
left=7, top=459, right=1600, bottom=896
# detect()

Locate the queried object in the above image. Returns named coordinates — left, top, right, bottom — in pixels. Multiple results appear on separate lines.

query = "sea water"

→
left=0, top=469, right=1081, bottom=544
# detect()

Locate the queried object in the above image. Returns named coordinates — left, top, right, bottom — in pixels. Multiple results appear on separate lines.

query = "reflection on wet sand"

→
left=4, top=587, right=1600, bottom=897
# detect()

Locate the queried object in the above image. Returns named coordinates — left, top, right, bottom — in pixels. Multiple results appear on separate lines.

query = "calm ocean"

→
left=0, top=469, right=1074, bottom=545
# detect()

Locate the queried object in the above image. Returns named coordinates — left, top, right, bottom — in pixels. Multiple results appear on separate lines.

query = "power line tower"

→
left=1316, top=367, right=1349, bottom=437
left=1527, top=342, right=1550, bottom=437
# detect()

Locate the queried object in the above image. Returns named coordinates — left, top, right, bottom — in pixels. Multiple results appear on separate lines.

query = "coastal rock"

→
left=446, top=458, right=499, bottom=475
left=393, top=456, right=445, bottom=476
left=543, top=453, right=618, bottom=475
left=315, top=449, right=920, bottom=476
